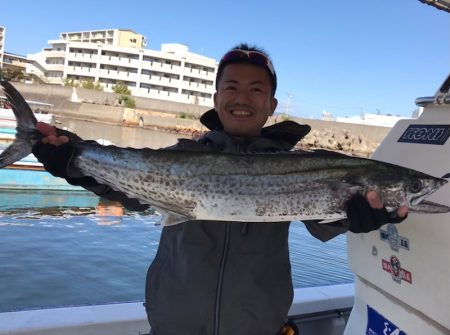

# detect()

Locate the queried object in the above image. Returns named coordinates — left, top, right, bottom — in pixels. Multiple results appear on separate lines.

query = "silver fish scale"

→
left=75, top=150, right=355, bottom=221
left=69, top=143, right=448, bottom=223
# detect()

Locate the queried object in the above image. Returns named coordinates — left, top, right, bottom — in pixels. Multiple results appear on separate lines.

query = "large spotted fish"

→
left=0, top=80, right=448, bottom=225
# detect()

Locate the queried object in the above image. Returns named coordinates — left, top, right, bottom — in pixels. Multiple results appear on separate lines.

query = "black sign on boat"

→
left=398, top=124, right=450, bottom=145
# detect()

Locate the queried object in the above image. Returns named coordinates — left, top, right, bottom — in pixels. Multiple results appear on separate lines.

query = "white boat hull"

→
left=344, top=76, right=450, bottom=334
left=0, top=284, right=354, bottom=335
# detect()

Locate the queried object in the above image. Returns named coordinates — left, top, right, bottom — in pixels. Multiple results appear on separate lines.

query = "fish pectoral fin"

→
left=161, top=211, right=190, bottom=226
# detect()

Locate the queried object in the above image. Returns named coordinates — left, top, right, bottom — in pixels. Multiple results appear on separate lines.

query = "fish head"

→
left=405, top=176, right=447, bottom=207
left=366, top=169, right=449, bottom=214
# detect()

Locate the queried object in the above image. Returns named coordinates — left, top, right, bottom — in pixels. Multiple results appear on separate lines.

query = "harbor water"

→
left=0, top=190, right=353, bottom=312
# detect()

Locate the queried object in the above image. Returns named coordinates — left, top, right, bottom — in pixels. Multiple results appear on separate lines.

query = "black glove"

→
left=32, top=141, right=76, bottom=178
left=32, top=140, right=102, bottom=188
left=346, top=194, right=407, bottom=233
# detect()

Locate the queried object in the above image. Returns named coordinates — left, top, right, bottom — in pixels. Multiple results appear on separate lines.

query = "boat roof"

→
left=418, top=0, right=450, bottom=13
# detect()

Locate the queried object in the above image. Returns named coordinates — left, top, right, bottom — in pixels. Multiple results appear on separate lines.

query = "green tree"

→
left=1, top=68, right=25, bottom=81
left=112, top=81, right=131, bottom=95
left=81, top=80, right=103, bottom=91
left=93, top=81, right=103, bottom=91
left=82, top=79, right=95, bottom=89
left=178, top=111, right=197, bottom=120
left=119, top=95, right=136, bottom=108
left=280, top=113, right=290, bottom=121
left=64, top=78, right=79, bottom=87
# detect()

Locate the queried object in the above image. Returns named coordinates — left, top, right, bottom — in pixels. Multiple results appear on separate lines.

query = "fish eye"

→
left=409, top=180, right=423, bottom=194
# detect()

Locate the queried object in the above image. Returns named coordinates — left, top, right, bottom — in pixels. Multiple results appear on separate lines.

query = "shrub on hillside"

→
left=118, top=95, right=136, bottom=108
left=112, top=81, right=131, bottom=95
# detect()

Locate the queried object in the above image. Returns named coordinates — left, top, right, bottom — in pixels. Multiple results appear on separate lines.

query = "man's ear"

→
left=213, top=92, right=218, bottom=108
left=269, top=98, right=278, bottom=116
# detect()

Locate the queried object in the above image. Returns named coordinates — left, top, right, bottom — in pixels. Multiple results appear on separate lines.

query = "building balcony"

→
left=98, top=69, right=139, bottom=82
left=99, top=55, right=141, bottom=67
left=66, top=66, right=97, bottom=75
left=67, top=52, right=99, bottom=62
left=45, top=64, right=65, bottom=72
left=183, top=68, right=215, bottom=80
left=139, top=75, right=180, bottom=88
left=160, top=63, right=181, bottom=72
left=45, top=50, right=66, bottom=58
left=181, top=81, right=212, bottom=91
left=141, top=61, right=181, bottom=75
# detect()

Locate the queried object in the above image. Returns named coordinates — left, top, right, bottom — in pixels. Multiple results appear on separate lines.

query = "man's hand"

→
left=32, top=122, right=75, bottom=178
left=36, top=122, right=69, bottom=146
left=346, top=191, right=408, bottom=234
left=366, top=190, right=408, bottom=218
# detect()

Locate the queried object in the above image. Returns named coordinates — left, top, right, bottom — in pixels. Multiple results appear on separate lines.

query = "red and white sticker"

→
left=382, top=256, right=412, bottom=284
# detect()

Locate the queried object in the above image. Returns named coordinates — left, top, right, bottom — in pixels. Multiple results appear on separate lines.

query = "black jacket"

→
left=142, top=113, right=348, bottom=335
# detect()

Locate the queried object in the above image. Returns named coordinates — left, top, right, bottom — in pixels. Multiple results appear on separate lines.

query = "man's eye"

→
left=224, top=86, right=236, bottom=91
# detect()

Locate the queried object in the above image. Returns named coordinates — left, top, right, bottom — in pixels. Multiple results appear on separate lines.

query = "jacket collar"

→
left=200, top=108, right=311, bottom=147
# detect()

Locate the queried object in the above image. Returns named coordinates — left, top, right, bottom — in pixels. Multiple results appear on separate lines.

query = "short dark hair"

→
left=215, top=43, right=277, bottom=97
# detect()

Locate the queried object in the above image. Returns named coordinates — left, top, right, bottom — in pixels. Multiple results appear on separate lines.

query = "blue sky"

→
left=1, top=0, right=448, bottom=119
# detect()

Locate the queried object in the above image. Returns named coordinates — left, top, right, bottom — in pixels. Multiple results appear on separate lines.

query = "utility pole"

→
left=285, top=92, right=292, bottom=116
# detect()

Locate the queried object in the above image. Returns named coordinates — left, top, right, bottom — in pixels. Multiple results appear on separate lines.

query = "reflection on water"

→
left=0, top=190, right=99, bottom=211
left=94, top=200, right=125, bottom=226
left=0, top=190, right=154, bottom=218
left=0, top=190, right=353, bottom=312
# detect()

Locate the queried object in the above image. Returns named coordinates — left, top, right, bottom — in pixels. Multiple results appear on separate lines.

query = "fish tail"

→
left=0, top=80, right=41, bottom=168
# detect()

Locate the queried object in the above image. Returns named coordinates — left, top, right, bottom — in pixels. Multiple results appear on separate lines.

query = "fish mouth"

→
left=410, top=191, right=436, bottom=206
left=410, top=194, right=427, bottom=206
left=410, top=180, right=447, bottom=206
left=409, top=199, right=450, bottom=213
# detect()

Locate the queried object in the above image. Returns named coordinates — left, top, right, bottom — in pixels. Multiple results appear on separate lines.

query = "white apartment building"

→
left=27, top=29, right=217, bottom=107
left=336, top=113, right=411, bottom=127
left=60, top=29, right=147, bottom=49
left=0, top=26, right=5, bottom=69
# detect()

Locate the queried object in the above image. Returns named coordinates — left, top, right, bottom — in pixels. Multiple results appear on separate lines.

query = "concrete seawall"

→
left=7, top=82, right=392, bottom=156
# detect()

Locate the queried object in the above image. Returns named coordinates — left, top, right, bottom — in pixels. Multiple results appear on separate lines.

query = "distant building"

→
left=60, top=29, right=147, bottom=49
left=321, top=110, right=335, bottom=121
left=0, top=26, right=5, bottom=69
left=26, top=29, right=217, bottom=107
left=3, top=52, right=31, bottom=73
left=0, top=27, right=29, bottom=80
left=336, top=113, right=411, bottom=128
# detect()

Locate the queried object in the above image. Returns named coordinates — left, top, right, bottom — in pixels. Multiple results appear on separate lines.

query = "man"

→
left=33, top=43, right=407, bottom=335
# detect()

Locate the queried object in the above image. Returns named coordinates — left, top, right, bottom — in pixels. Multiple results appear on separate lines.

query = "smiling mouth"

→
left=231, top=110, right=252, bottom=117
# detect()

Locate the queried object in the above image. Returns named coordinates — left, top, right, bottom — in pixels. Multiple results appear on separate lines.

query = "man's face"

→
left=214, top=63, right=278, bottom=137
